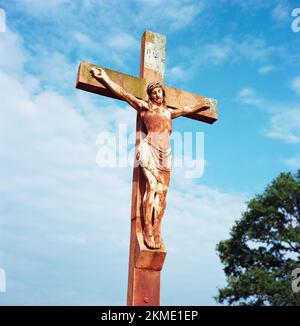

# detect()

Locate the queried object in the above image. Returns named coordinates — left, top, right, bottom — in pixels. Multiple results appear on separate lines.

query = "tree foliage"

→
left=216, top=170, right=300, bottom=305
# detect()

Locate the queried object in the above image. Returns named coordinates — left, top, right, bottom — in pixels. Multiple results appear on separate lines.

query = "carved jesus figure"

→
left=91, top=67, right=213, bottom=249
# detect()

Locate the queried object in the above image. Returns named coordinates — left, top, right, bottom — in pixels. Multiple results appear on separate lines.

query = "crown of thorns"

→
left=146, top=82, right=165, bottom=98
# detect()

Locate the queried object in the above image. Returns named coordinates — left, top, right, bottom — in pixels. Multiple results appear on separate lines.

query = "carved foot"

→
left=143, top=224, right=155, bottom=249
left=153, top=234, right=162, bottom=249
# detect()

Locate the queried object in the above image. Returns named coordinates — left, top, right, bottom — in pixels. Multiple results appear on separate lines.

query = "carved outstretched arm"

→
left=90, top=67, right=148, bottom=111
left=171, top=98, right=217, bottom=119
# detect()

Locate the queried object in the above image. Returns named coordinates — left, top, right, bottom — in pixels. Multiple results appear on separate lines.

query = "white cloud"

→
left=29, top=50, right=76, bottom=93
left=234, top=37, right=278, bottom=61
left=17, top=0, right=205, bottom=33
left=0, top=67, right=134, bottom=304
left=237, top=87, right=264, bottom=107
left=285, top=155, right=300, bottom=168
left=271, top=1, right=290, bottom=22
left=258, top=65, right=275, bottom=75
left=0, top=28, right=27, bottom=75
left=291, top=76, right=300, bottom=96
left=239, top=87, right=256, bottom=97
left=166, top=2, right=205, bottom=29
left=106, top=32, right=139, bottom=51
left=73, top=32, right=96, bottom=50
left=18, top=0, right=72, bottom=17
left=138, top=0, right=163, bottom=5
left=72, top=30, right=140, bottom=71
left=198, top=36, right=281, bottom=68
left=235, top=86, right=300, bottom=144
left=162, top=178, right=247, bottom=304
left=135, top=0, right=206, bottom=31
left=204, top=43, right=231, bottom=65
left=225, top=0, right=269, bottom=11
left=167, top=65, right=187, bottom=82
left=266, top=108, right=300, bottom=144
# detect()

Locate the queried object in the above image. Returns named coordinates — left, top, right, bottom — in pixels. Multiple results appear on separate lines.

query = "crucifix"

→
left=76, top=30, right=218, bottom=306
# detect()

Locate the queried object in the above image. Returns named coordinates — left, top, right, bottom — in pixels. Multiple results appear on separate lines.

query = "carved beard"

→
left=148, top=98, right=166, bottom=109
left=149, top=93, right=166, bottom=107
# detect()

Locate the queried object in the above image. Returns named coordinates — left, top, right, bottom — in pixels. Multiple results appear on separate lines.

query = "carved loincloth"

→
left=137, top=138, right=172, bottom=184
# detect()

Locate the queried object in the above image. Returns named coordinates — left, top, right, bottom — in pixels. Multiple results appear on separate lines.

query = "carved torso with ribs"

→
left=140, top=103, right=172, bottom=149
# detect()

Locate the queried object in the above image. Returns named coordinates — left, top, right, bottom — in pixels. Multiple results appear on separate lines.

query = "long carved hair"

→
left=146, top=82, right=166, bottom=106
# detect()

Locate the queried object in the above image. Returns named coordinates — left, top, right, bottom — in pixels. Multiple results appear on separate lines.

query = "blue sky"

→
left=0, top=0, right=299, bottom=305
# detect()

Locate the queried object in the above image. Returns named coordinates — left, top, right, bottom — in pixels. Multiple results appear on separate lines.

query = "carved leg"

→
left=153, top=185, right=168, bottom=249
left=142, top=168, right=157, bottom=249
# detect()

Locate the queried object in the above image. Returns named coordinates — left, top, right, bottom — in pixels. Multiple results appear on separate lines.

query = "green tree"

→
left=216, top=170, right=300, bottom=306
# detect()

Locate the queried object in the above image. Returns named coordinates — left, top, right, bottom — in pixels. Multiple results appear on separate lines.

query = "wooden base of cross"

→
left=76, top=30, right=217, bottom=306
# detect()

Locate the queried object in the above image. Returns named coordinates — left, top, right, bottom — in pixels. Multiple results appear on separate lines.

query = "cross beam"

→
left=76, top=62, right=217, bottom=124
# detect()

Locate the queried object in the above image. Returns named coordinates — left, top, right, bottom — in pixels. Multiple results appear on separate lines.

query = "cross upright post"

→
left=127, top=31, right=167, bottom=306
left=76, top=30, right=218, bottom=306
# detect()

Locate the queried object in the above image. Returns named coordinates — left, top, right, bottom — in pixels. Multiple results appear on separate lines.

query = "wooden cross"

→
left=76, top=30, right=218, bottom=306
